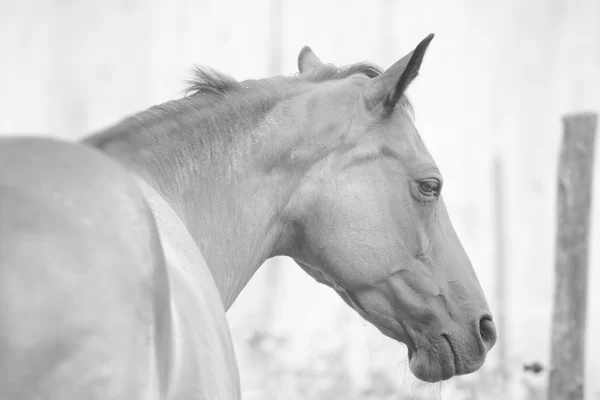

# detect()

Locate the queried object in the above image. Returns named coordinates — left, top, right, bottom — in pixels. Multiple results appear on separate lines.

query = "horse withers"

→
left=0, top=34, right=496, bottom=399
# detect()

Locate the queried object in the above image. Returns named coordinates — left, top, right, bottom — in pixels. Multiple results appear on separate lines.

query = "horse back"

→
left=0, top=136, right=169, bottom=399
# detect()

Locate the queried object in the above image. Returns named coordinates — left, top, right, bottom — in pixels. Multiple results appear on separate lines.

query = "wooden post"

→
left=548, top=112, right=597, bottom=400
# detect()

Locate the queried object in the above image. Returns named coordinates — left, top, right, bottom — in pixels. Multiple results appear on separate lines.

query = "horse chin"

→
left=369, top=320, right=454, bottom=382
left=407, top=338, right=457, bottom=383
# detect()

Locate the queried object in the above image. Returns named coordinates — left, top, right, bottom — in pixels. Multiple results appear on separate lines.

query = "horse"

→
left=0, top=33, right=496, bottom=399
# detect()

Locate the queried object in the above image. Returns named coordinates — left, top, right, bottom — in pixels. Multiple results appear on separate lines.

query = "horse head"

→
left=287, top=34, right=496, bottom=382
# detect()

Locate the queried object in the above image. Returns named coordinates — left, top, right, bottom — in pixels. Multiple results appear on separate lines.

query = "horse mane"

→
left=180, top=62, right=418, bottom=119
left=183, top=62, right=384, bottom=99
left=310, top=62, right=383, bottom=81
left=86, top=60, right=400, bottom=154
left=184, top=67, right=243, bottom=98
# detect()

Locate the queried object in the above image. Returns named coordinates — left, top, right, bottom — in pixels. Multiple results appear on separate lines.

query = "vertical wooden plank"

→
left=48, top=0, right=152, bottom=138
left=0, top=0, right=52, bottom=135
left=548, top=112, right=597, bottom=400
left=268, top=0, right=284, bottom=76
left=381, top=0, right=396, bottom=59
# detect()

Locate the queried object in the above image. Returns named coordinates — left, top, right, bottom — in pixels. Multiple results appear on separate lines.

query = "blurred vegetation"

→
left=241, top=326, right=549, bottom=400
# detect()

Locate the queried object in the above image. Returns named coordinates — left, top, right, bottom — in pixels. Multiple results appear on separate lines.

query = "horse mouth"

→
left=337, top=287, right=459, bottom=382
left=442, top=334, right=459, bottom=375
left=406, top=334, right=458, bottom=382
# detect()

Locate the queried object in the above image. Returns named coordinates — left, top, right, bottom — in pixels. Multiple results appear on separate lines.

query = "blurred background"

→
left=2, top=1, right=599, bottom=399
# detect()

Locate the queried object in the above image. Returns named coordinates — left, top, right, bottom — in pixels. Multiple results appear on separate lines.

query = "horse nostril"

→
left=478, top=316, right=497, bottom=350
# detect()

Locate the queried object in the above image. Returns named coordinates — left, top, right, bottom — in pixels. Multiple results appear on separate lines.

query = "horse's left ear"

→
left=365, top=33, right=434, bottom=113
left=298, top=46, right=325, bottom=74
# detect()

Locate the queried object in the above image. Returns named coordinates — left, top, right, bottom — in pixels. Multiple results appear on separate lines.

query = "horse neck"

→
left=84, top=95, right=305, bottom=310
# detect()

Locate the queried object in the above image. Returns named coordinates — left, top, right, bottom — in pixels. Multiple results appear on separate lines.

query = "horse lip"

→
left=442, top=333, right=459, bottom=375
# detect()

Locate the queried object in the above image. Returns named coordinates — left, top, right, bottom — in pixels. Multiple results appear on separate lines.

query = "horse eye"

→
left=418, top=179, right=440, bottom=196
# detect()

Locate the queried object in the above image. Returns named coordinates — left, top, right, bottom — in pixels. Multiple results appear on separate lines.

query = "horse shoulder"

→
left=135, top=178, right=241, bottom=400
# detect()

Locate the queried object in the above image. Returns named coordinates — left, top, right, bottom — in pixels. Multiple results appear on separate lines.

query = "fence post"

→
left=548, top=112, right=597, bottom=400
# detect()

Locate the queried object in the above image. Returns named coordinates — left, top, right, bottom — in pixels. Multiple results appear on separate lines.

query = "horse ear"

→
left=298, top=46, right=325, bottom=74
left=365, top=33, right=434, bottom=113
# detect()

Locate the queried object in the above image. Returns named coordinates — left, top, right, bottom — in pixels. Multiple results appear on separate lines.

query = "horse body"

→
left=0, top=34, right=497, bottom=398
left=0, top=137, right=168, bottom=399
left=0, top=137, right=239, bottom=399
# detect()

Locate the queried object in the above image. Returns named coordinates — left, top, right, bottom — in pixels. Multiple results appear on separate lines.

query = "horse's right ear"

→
left=298, top=46, right=325, bottom=74
left=365, top=34, right=434, bottom=114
